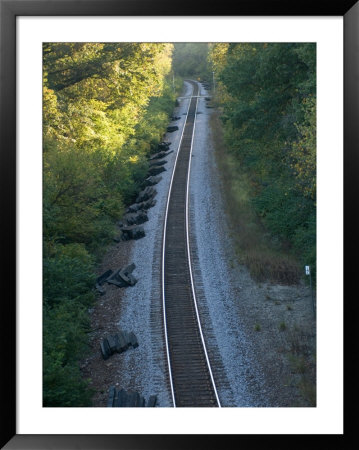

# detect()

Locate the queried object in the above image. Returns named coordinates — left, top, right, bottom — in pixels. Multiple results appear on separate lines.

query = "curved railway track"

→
left=162, top=80, right=221, bottom=407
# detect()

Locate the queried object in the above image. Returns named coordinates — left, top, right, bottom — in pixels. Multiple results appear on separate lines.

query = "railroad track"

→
left=162, top=80, right=221, bottom=407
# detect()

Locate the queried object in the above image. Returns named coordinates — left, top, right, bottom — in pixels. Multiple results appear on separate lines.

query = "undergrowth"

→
left=210, top=110, right=301, bottom=285
left=210, top=93, right=316, bottom=408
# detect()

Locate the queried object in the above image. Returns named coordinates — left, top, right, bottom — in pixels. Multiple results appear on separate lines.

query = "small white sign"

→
left=305, top=265, right=310, bottom=275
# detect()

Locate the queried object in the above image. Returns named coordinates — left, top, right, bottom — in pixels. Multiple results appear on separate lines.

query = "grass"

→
left=254, top=323, right=261, bottom=332
left=210, top=110, right=301, bottom=285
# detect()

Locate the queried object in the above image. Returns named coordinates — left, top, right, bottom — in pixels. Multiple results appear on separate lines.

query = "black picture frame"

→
left=1, top=0, right=356, bottom=448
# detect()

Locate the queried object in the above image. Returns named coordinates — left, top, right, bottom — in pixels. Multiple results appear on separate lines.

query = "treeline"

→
left=209, top=43, right=316, bottom=282
left=43, top=43, right=175, bottom=406
left=172, top=43, right=212, bottom=81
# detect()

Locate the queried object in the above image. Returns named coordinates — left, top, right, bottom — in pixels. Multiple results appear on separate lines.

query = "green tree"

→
left=210, top=42, right=316, bottom=280
left=43, top=42, right=176, bottom=406
left=172, top=43, right=211, bottom=80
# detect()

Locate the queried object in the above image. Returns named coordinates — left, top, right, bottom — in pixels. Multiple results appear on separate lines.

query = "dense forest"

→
left=209, top=43, right=316, bottom=284
left=43, top=42, right=316, bottom=406
left=172, top=43, right=211, bottom=80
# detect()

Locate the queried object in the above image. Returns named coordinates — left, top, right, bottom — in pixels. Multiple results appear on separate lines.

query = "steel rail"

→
left=161, top=85, right=192, bottom=408
left=161, top=80, right=220, bottom=407
left=185, top=94, right=222, bottom=408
